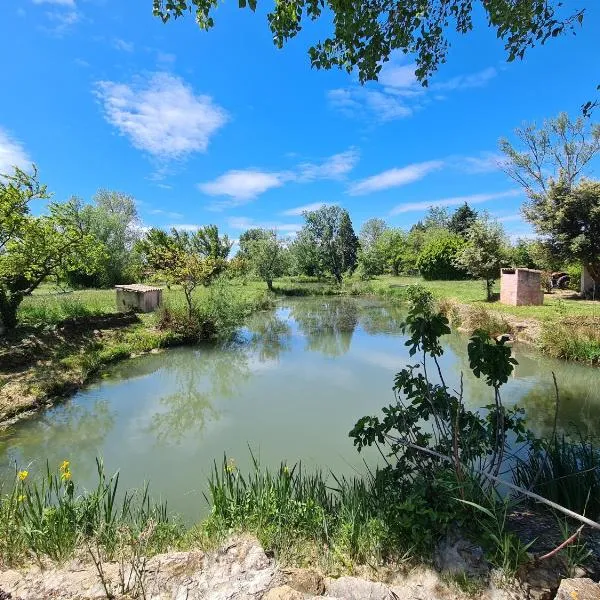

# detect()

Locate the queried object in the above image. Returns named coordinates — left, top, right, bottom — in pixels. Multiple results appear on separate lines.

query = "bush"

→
left=416, top=232, right=468, bottom=280
left=539, top=318, right=600, bottom=363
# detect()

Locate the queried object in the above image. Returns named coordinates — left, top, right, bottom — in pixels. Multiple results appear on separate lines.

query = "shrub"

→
left=539, top=318, right=600, bottom=363
left=416, top=232, right=468, bottom=280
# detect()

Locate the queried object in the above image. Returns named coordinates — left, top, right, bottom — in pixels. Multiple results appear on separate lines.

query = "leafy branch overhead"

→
left=152, top=0, right=585, bottom=85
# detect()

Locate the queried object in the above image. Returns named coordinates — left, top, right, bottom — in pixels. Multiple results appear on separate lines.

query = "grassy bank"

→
left=2, top=447, right=598, bottom=581
left=0, top=281, right=273, bottom=425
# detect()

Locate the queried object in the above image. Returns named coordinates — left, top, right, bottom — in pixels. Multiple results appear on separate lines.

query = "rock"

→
left=434, top=529, right=489, bottom=579
left=282, top=567, right=325, bottom=595
left=516, top=556, right=566, bottom=600
left=325, top=576, right=397, bottom=600
left=555, top=578, right=600, bottom=600
left=0, top=537, right=275, bottom=600
left=263, top=585, right=305, bottom=600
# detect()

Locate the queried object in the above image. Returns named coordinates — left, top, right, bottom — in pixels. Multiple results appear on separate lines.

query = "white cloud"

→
left=298, top=148, right=359, bottom=180
left=199, top=169, right=291, bottom=208
left=458, top=152, right=505, bottom=174
left=95, top=72, right=228, bottom=161
left=113, top=38, right=134, bottom=52
left=227, top=217, right=301, bottom=234
left=329, top=64, right=497, bottom=122
left=0, top=128, right=31, bottom=173
left=349, top=160, right=443, bottom=196
left=157, top=52, right=176, bottom=65
left=32, top=0, right=75, bottom=5
left=74, top=58, right=90, bottom=68
left=379, top=63, right=418, bottom=90
left=281, top=202, right=337, bottom=216
left=43, top=8, right=80, bottom=35
left=432, top=67, right=498, bottom=92
left=200, top=148, right=358, bottom=208
left=390, top=190, right=522, bottom=215
left=327, top=88, right=412, bottom=121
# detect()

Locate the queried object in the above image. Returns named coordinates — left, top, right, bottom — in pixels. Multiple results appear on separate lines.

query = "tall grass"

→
left=512, top=435, right=600, bottom=519
left=0, top=459, right=181, bottom=566
left=539, top=319, right=600, bottom=363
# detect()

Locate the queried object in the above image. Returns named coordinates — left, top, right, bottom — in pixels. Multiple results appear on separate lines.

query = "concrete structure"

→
left=115, top=284, right=162, bottom=313
left=500, top=268, right=544, bottom=306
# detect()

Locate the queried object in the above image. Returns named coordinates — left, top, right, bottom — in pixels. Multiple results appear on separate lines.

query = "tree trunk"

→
left=486, top=279, right=494, bottom=302
left=0, top=292, right=20, bottom=333
left=267, top=279, right=273, bottom=291
left=184, top=289, right=193, bottom=318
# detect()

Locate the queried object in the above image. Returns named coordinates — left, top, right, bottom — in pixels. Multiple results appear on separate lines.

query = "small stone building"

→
left=115, top=284, right=163, bottom=313
left=500, top=268, right=544, bottom=306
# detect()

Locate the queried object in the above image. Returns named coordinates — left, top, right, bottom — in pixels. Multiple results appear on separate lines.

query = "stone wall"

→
left=500, top=268, right=544, bottom=306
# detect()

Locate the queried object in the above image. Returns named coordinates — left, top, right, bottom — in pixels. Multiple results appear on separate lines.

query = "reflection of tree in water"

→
left=247, top=315, right=292, bottom=362
left=0, top=400, right=114, bottom=476
left=147, top=345, right=248, bottom=445
left=147, top=320, right=293, bottom=444
left=291, top=299, right=359, bottom=357
left=358, top=302, right=405, bottom=335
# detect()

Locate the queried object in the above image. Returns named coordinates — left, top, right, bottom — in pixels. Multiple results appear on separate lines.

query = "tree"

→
left=238, top=228, right=267, bottom=258
left=423, top=206, right=450, bottom=230
left=359, top=218, right=387, bottom=253
left=454, top=216, right=507, bottom=301
left=301, top=205, right=358, bottom=284
left=67, top=190, right=141, bottom=288
left=357, top=218, right=388, bottom=278
left=194, top=224, right=232, bottom=261
left=139, top=228, right=226, bottom=316
left=375, top=228, right=406, bottom=276
left=289, top=228, right=324, bottom=278
left=449, top=203, right=478, bottom=237
left=0, top=167, right=102, bottom=331
left=523, top=180, right=600, bottom=287
left=153, top=1, right=583, bottom=86
left=416, top=230, right=467, bottom=281
left=500, top=112, right=600, bottom=200
left=245, top=229, right=288, bottom=290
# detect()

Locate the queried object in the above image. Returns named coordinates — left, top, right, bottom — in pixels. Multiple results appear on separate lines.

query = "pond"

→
left=1, top=297, right=600, bottom=522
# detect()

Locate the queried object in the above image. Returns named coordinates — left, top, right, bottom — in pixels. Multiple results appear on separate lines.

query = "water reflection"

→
left=290, top=298, right=359, bottom=356
left=1, top=297, right=600, bottom=522
left=0, top=400, right=114, bottom=475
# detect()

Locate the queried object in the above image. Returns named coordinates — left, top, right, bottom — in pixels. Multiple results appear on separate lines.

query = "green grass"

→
left=0, top=459, right=182, bottom=566
left=368, top=276, right=600, bottom=321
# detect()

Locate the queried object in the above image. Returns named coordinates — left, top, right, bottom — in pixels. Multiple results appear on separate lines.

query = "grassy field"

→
left=19, top=275, right=600, bottom=325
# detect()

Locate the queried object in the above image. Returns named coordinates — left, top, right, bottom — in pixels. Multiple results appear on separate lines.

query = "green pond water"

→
left=1, top=297, right=600, bottom=522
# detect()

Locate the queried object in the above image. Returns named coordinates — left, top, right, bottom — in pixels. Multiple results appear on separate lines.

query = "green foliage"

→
left=202, top=454, right=464, bottom=563
left=449, top=203, right=478, bottom=237
left=65, top=190, right=141, bottom=288
left=243, top=229, right=288, bottom=290
left=158, top=280, right=273, bottom=341
left=416, top=231, right=468, bottom=280
left=454, top=216, right=507, bottom=301
left=139, top=227, right=228, bottom=316
left=357, top=218, right=389, bottom=278
left=299, top=205, right=359, bottom=284
left=525, top=180, right=600, bottom=286
left=0, top=459, right=181, bottom=566
left=153, top=1, right=583, bottom=85
left=0, top=167, right=103, bottom=330
left=289, top=228, right=324, bottom=278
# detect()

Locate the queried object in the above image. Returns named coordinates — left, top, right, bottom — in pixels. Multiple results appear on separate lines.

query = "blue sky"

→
left=1, top=0, right=599, bottom=243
